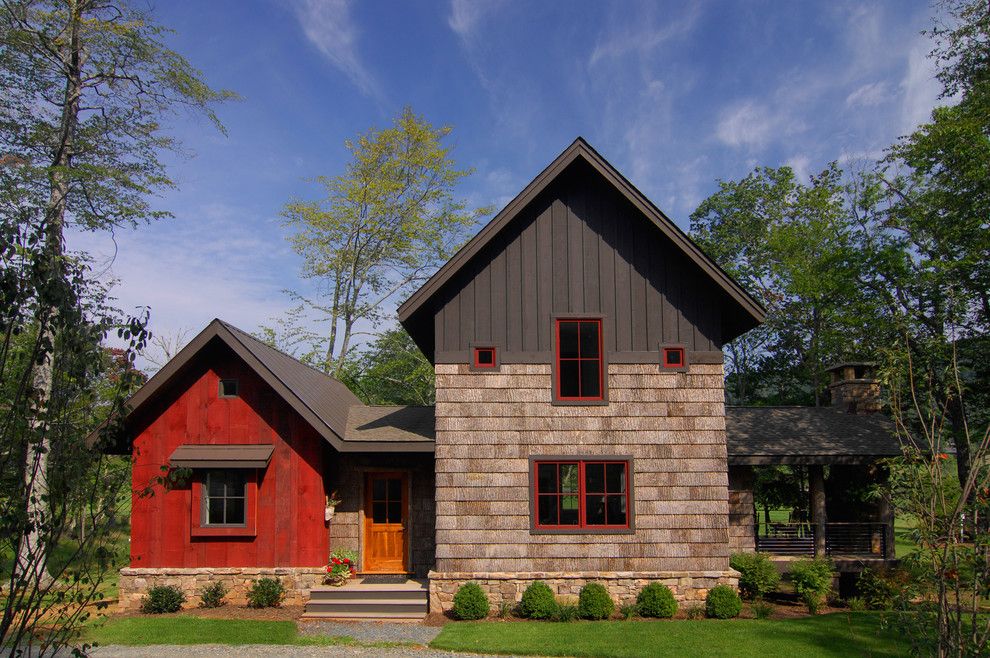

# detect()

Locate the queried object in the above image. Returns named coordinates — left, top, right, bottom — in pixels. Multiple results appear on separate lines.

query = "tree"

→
left=339, top=327, right=434, bottom=405
left=690, top=165, right=868, bottom=406
left=273, top=107, right=487, bottom=375
left=1, top=0, right=232, bottom=651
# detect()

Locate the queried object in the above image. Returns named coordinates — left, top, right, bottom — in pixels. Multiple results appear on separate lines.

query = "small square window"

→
left=219, top=378, right=239, bottom=397
left=662, top=347, right=686, bottom=369
left=473, top=346, right=497, bottom=369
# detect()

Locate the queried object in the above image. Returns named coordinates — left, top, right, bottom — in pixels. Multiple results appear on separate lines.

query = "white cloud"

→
left=845, top=81, right=891, bottom=108
left=785, top=154, right=812, bottom=183
left=589, top=3, right=702, bottom=66
left=288, top=0, right=383, bottom=101
left=899, top=38, right=942, bottom=134
left=715, top=100, right=803, bottom=150
left=448, top=0, right=502, bottom=40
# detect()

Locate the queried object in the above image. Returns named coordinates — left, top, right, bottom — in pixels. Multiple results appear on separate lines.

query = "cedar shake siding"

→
left=429, top=159, right=726, bottom=361
left=433, top=362, right=731, bottom=574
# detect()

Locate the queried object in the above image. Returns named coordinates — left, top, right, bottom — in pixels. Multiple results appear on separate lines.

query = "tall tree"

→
left=1, top=0, right=232, bottom=649
left=273, top=108, right=487, bottom=375
left=339, top=327, right=434, bottom=406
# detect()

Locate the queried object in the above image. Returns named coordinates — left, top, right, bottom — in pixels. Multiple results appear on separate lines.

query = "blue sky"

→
left=68, top=0, right=943, bottom=359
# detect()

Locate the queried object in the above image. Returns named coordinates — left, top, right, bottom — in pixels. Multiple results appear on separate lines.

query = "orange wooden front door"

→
left=363, top=472, right=408, bottom=573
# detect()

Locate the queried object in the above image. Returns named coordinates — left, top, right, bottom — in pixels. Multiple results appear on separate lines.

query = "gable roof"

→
left=726, top=406, right=901, bottom=465
left=117, top=319, right=430, bottom=453
left=397, top=137, right=765, bottom=348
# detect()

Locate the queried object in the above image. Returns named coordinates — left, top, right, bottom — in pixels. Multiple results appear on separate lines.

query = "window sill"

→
left=551, top=398, right=610, bottom=406
left=191, top=525, right=256, bottom=538
left=530, top=527, right=636, bottom=535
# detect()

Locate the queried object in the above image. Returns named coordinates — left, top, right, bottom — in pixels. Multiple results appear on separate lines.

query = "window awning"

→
left=169, top=444, right=274, bottom=468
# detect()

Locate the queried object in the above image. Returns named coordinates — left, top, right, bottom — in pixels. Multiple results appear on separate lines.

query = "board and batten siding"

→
left=431, top=160, right=724, bottom=360
left=433, top=362, right=731, bottom=574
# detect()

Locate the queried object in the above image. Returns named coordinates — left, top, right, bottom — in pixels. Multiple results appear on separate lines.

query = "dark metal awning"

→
left=169, top=444, right=274, bottom=468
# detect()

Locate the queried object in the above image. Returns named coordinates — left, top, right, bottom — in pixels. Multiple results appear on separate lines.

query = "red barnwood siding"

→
left=129, top=341, right=327, bottom=568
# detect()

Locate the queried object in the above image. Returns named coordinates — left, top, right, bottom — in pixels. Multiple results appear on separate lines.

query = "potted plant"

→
left=324, top=548, right=358, bottom=586
left=324, top=491, right=342, bottom=522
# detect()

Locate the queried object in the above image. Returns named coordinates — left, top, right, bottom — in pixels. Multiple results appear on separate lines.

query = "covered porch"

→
left=726, top=406, right=902, bottom=568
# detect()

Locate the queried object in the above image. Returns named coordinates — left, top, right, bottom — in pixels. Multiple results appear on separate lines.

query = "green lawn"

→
left=84, top=616, right=412, bottom=648
left=430, top=613, right=907, bottom=658
left=894, top=515, right=917, bottom=558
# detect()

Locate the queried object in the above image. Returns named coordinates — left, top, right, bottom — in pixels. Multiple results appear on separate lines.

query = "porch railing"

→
left=755, top=522, right=890, bottom=558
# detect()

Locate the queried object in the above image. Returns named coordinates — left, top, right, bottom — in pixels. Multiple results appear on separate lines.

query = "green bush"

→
left=140, top=585, right=186, bottom=614
left=636, top=582, right=678, bottom=618
left=789, top=558, right=834, bottom=614
left=246, top=577, right=286, bottom=609
left=451, top=582, right=490, bottom=620
left=730, top=552, right=781, bottom=600
left=705, top=585, right=742, bottom=619
left=685, top=605, right=706, bottom=619
left=552, top=603, right=579, bottom=622
left=198, top=581, right=227, bottom=608
left=857, top=567, right=912, bottom=611
left=619, top=603, right=638, bottom=620
left=578, top=582, right=615, bottom=620
left=497, top=601, right=515, bottom=618
left=846, top=596, right=867, bottom=612
left=519, top=581, right=557, bottom=619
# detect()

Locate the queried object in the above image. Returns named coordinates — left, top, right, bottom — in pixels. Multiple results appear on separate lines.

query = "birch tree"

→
left=274, top=108, right=486, bottom=375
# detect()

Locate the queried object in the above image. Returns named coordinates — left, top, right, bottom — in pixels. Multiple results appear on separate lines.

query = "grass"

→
left=83, top=616, right=415, bottom=648
left=894, top=515, right=918, bottom=558
left=430, top=613, right=907, bottom=658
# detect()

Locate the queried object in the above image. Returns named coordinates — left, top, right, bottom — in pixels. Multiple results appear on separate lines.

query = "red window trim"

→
left=190, top=469, right=258, bottom=537
left=555, top=318, right=604, bottom=401
left=662, top=346, right=686, bottom=369
left=531, top=459, right=631, bottom=531
left=473, top=346, right=496, bottom=369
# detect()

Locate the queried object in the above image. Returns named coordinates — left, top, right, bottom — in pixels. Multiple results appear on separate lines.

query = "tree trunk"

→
left=16, top=0, right=84, bottom=591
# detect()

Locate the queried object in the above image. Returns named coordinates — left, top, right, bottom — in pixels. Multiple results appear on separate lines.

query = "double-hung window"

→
left=555, top=318, right=604, bottom=401
left=202, top=470, right=247, bottom=526
left=532, top=459, right=632, bottom=531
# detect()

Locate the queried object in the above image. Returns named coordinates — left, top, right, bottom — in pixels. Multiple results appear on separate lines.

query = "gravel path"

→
left=297, top=619, right=443, bottom=644
left=89, top=645, right=503, bottom=657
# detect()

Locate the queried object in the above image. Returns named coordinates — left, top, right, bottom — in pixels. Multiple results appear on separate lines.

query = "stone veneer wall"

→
left=117, top=567, right=325, bottom=611
left=727, top=465, right=756, bottom=552
left=326, top=452, right=436, bottom=577
left=431, top=361, right=735, bottom=612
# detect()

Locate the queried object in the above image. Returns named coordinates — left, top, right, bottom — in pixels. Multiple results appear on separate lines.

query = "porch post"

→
left=809, top=465, right=826, bottom=557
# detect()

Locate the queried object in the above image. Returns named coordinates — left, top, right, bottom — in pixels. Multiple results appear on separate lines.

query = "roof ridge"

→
left=216, top=319, right=344, bottom=383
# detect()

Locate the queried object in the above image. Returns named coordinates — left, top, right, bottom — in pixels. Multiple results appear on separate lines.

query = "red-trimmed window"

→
left=534, top=460, right=630, bottom=530
left=556, top=319, right=603, bottom=400
left=662, top=346, right=685, bottom=369
left=473, top=346, right=496, bottom=369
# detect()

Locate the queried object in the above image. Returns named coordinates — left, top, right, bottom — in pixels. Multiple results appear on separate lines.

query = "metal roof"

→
left=169, top=444, right=274, bottom=468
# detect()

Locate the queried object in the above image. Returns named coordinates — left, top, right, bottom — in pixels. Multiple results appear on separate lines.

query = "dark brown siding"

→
left=433, top=160, right=723, bottom=360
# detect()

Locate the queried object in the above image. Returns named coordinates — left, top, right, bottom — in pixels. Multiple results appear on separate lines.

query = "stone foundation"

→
left=118, top=567, right=326, bottom=612
left=428, top=570, right=739, bottom=613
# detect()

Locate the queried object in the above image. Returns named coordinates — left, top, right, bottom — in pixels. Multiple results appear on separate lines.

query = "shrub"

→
left=451, top=582, right=490, bottom=620
left=752, top=600, right=774, bottom=619
left=789, top=558, right=834, bottom=614
left=519, top=581, right=557, bottom=620
left=846, top=596, right=867, bottom=612
left=247, top=577, right=286, bottom=608
left=552, top=603, right=579, bottom=622
left=497, top=601, right=515, bottom=618
left=140, top=585, right=185, bottom=614
left=705, top=585, right=742, bottom=619
left=685, top=605, right=706, bottom=619
left=856, top=567, right=912, bottom=611
left=198, top=581, right=227, bottom=609
left=578, top=583, right=615, bottom=620
left=730, top=552, right=781, bottom=600
left=636, top=582, right=678, bottom=618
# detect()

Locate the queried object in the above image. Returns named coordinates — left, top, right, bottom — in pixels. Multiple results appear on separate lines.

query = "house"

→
left=113, top=139, right=900, bottom=615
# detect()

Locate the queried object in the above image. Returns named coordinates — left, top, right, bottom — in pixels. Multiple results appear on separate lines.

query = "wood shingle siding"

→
left=430, top=160, right=726, bottom=361
left=433, top=362, right=730, bottom=574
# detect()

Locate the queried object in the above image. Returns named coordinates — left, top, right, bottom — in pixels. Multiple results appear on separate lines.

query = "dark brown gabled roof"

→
left=114, top=319, right=403, bottom=452
left=397, top=137, right=766, bottom=351
left=726, top=406, right=901, bottom=465
left=344, top=405, right=435, bottom=445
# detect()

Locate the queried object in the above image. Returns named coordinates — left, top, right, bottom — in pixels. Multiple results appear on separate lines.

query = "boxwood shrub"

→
left=636, top=582, right=678, bottom=618
left=198, top=581, right=228, bottom=609
left=140, top=585, right=186, bottom=614
left=519, top=581, right=557, bottom=619
left=578, top=582, right=615, bottom=620
left=247, top=577, right=286, bottom=608
left=705, top=585, right=742, bottom=619
left=729, top=552, right=780, bottom=600
left=452, top=582, right=490, bottom=620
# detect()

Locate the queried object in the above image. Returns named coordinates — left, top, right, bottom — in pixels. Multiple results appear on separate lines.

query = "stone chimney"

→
left=827, top=362, right=882, bottom=414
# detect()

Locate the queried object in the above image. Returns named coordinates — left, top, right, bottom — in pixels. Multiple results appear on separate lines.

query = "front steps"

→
left=302, top=578, right=428, bottom=620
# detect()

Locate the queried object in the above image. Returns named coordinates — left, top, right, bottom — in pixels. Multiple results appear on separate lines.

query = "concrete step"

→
left=301, top=610, right=426, bottom=620
left=303, top=580, right=428, bottom=620
left=309, top=588, right=426, bottom=601
left=305, top=600, right=428, bottom=614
